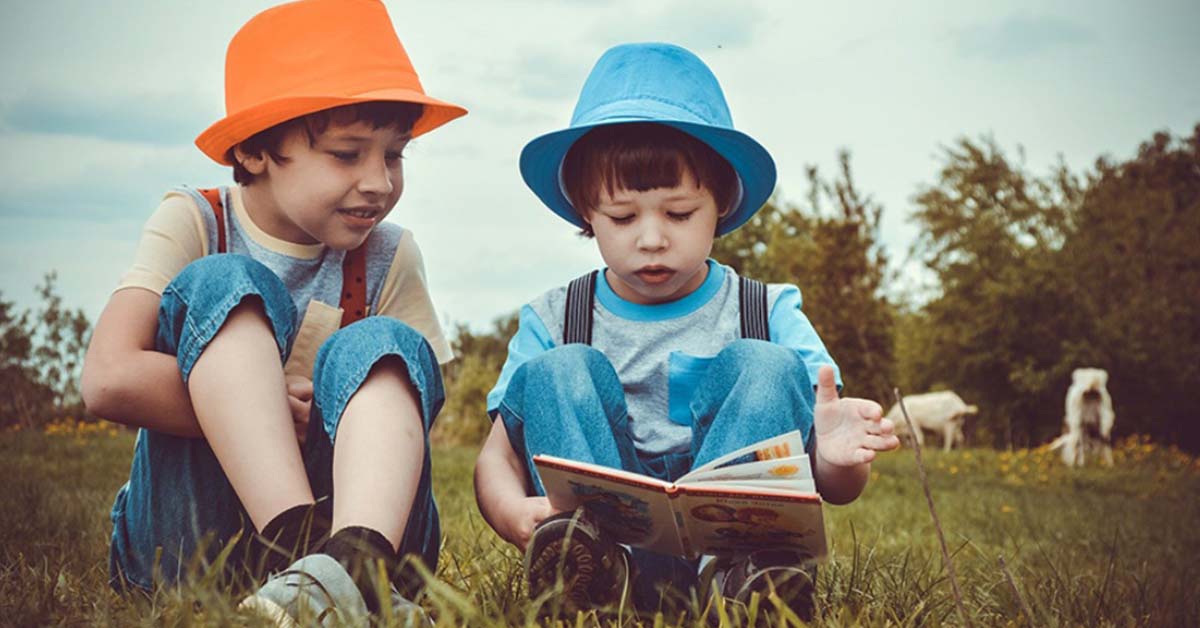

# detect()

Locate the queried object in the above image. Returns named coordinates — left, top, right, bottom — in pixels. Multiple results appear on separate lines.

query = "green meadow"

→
left=2, top=424, right=1197, bottom=626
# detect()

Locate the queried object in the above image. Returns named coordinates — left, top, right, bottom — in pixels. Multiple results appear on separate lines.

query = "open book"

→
left=534, top=430, right=826, bottom=560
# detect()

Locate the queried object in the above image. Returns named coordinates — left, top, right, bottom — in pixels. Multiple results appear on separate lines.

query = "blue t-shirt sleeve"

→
left=486, top=304, right=556, bottom=418
left=768, top=285, right=842, bottom=390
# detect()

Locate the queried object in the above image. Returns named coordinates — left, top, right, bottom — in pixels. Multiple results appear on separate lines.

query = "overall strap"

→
left=339, top=247, right=368, bottom=328
left=738, top=276, right=770, bottom=341
left=194, top=187, right=367, bottom=328
left=196, top=188, right=227, bottom=254
left=563, top=270, right=599, bottom=345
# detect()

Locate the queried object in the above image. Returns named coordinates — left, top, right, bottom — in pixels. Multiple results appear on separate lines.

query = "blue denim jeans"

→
left=108, top=254, right=444, bottom=592
left=496, top=341, right=816, bottom=609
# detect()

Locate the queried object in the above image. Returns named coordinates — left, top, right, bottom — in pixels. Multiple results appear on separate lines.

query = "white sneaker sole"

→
left=239, top=593, right=300, bottom=628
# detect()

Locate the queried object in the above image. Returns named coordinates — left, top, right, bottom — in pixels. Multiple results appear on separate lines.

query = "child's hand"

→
left=813, top=365, right=899, bottom=467
left=285, top=375, right=313, bottom=445
left=502, top=496, right=559, bottom=551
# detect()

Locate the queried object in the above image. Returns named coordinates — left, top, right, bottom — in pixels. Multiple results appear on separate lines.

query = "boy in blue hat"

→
left=474, top=43, right=900, bottom=618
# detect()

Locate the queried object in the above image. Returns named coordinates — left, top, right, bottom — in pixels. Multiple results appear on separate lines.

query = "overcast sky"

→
left=1, top=0, right=1196, bottom=335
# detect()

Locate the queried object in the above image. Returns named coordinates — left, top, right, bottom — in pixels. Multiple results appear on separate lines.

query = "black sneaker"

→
left=711, top=548, right=817, bottom=622
left=524, top=508, right=632, bottom=614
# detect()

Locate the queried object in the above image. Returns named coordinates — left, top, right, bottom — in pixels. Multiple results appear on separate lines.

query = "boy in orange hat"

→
left=81, top=0, right=465, bottom=623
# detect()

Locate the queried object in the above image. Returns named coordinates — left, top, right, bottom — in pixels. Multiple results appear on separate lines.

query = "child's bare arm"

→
left=811, top=365, right=900, bottom=504
left=474, top=419, right=559, bottom=550
left=81, top=288, right=205, bottom=437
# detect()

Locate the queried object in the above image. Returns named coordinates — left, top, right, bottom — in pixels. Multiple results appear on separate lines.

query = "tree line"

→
left=4, top=125, right=1197, bottom=453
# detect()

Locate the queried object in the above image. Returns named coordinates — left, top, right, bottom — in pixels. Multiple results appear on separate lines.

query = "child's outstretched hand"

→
left=813, top=365, right=899, bottom=467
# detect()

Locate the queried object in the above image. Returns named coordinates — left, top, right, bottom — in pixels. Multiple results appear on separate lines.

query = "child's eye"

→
left=610, top=214, right=635, bottom=225
left=385, top=151, right=404, bottom=163
left=329, top=151, right=359, bottom=162
left=667, top=210, right=696, bottom=222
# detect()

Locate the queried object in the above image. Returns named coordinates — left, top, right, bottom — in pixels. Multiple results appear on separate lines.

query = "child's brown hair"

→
left=229, top=101, right=424, bottom=185
left=561, top=123, right=739, bottom=237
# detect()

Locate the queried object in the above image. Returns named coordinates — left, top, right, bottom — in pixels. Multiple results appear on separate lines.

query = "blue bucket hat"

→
left=519, top=42, right=776, bottom=237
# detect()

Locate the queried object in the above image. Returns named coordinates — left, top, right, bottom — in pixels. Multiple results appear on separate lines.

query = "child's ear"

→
left=233, top=145, right=268, bottom=176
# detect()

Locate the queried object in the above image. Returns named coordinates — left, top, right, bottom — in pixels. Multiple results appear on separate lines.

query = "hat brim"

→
left=519, top=118, right=776, bottom=236
left=195, top=87, right=467, bottom=165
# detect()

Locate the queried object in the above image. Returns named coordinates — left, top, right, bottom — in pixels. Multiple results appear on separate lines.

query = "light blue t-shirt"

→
left=487, top=260, right=840, bottom=457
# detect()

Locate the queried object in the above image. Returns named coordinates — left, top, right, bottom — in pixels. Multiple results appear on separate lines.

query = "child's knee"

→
left=164, top=255, right=295, bottom=332
left=512, top=345, right=619, bottom=404
left=713, top=339, right=806, bottom=383
left=317, top=318, right=439, bottom=383
left=313, top=317, right=443, bottom=431
left=173, top=254, right=284, bottom=296
left=161, top=255, right=297, bottom=377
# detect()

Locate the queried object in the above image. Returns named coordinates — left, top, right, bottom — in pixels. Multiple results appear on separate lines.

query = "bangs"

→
left=562, top=123, right=738, bottom=217
left=299, top=101, right=425, bottom=142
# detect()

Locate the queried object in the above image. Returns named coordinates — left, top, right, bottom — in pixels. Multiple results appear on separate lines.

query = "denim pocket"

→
left=668, top=351, right=715, bottom=426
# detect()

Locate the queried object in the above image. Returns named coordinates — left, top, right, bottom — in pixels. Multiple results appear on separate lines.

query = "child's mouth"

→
left=635, top=267, right=674, bottom=284
left=337, top=207, right=380, bottom=228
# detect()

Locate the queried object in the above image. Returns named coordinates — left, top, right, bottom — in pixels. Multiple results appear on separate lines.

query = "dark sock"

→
left=323, top=526, right=399, bottom=613
left=252, top=502, right=330, bottom=578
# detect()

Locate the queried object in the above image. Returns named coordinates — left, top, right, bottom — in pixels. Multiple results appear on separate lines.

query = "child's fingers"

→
left=288, top=395, right=311, bottom=421
left=287, top=381, right=314, bottom=401
left=863, top=434, right=898, bottom=452
left=865, top=418, right=897, bottom=437
left=291, top=406, right=309, bottom=444
left=857, top=399, right=882, bottom=421
left=815, top=365, right=839, bottom=405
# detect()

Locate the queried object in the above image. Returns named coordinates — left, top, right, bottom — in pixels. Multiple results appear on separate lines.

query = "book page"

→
left=682, top=430, right=808, bottom=478
left=689, top=477, right=817, bottom=494
left=677, top=485, right=826, bottom=559
left=680, top=454, right=814, bottom=491
left=533, top=455, right=686, bottom=555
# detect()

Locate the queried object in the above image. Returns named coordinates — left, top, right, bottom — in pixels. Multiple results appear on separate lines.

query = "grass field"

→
left=2, top=422, right=1198, bottom=626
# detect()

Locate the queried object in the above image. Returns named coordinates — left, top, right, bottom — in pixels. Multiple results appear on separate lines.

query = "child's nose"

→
left=357, top=156, right=395, bottom=197
left=636, top=222, right=668, bottom=251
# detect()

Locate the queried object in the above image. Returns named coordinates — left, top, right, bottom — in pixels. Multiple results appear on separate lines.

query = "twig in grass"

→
left=998, top=555, right=1035, bottom=625
left=1091, top=527, right=1120, bottom=626
left=894, top=387, right=972, bottom=628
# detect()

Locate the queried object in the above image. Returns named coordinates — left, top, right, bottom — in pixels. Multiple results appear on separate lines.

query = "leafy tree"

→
left=435, top=313, right=518, bottom=445
left=714, top=150, right=895, bottom=404
left=906, top=137, right=1081, bottom=448
left=1056, top=126, right=1200, bottom=449
left=1, top=296, right=53, bottom=428
left=31, top=273, right=91, bottom=412
left=0, top=273, right=91, bottom=428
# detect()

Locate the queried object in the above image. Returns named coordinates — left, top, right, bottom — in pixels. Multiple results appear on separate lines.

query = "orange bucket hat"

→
left=195, top=0, right=467, bottom=165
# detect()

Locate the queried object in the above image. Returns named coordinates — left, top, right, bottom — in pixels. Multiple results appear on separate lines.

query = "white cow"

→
left=885, top=391, right=979, bottom=452
left=1049, top=368, right=1115, bottom=467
